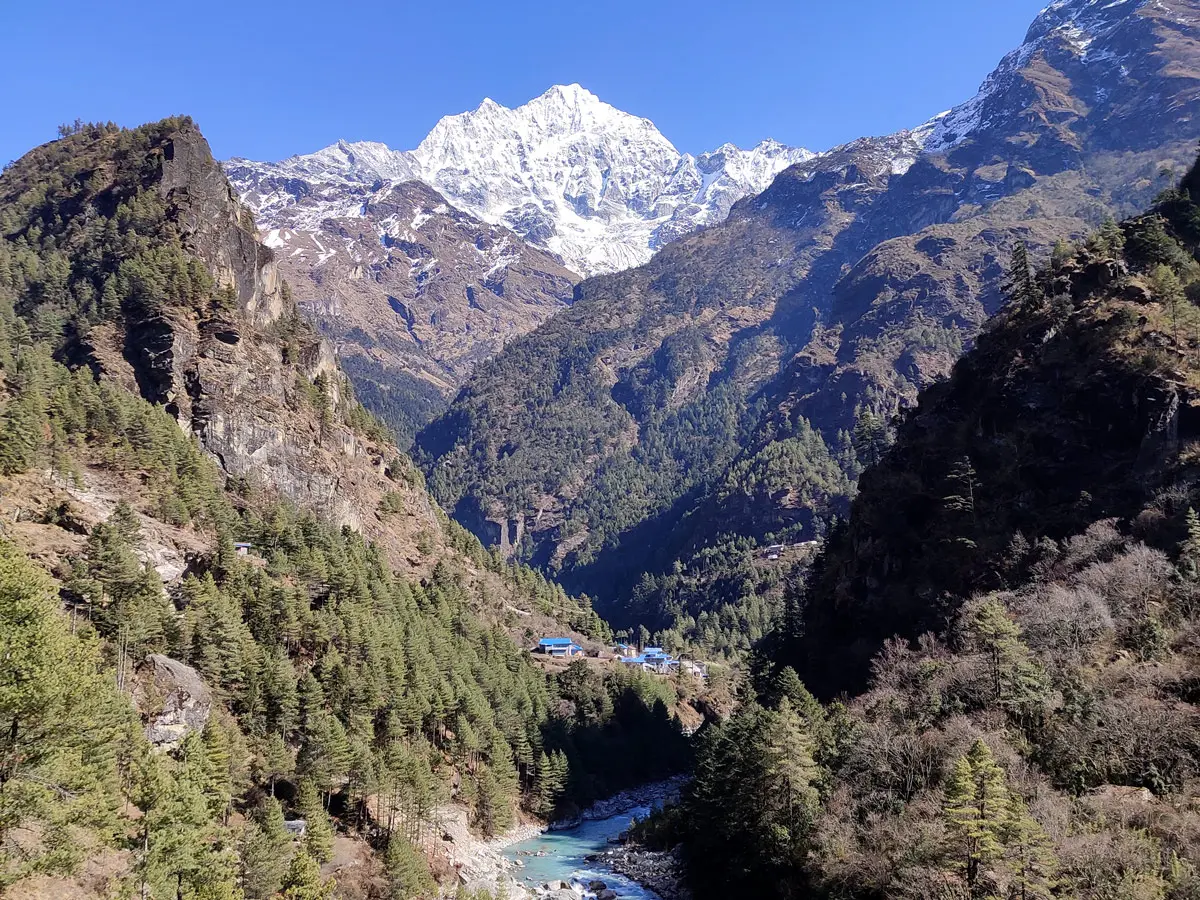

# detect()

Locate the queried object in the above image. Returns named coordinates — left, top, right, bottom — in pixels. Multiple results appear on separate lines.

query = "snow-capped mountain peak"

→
left=227, top=85, right=813, bottom=276
left=912, top=0, right=1151, bottom=153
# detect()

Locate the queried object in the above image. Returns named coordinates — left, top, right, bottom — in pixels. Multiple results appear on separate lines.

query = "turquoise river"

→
left=502, top=804, right=662, bottom=899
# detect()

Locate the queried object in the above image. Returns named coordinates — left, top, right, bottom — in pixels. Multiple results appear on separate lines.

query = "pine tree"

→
left=241, top=822, right=282, bottom=900
left=136, top=736, right=220, bottom=900
left=1152, top=264, right=1186, bottom=347
left=241, top=797, right=291, bottom=899
left=943, top=456, right=978, bottom=520
left=943, top=740, right=1009, bottom=890
left=383, top=833, right=434, bottom=900
left=297, top=672, right=325, bottom=735
left=313, top=372, right=334, bottom=443
left=1009, top=241, right=1042, bottom=310
left=258, top=732, right=295, bottom=796
left=115, top=565, right=173, bottom=662
left=1093, top=217, right=1127, bottom=255
left=278, top=850, right=336, bottom=900
left=771, top=667, right=826, bottom=727
left=852, top=408, right=889, bottom=470
left=485, top=731, right=518, bottom=828
left=109, top=500, right=143, bottom=545
left=201, top=719, right=234, bottom=822
left=1103, top=218, right=1127, bottom=253
left=1002, top=793, right=1058, bottom=900
left=185, top=841, right=243, bottom=900
left=966, top=600, right=1048, bottom=717
left=0, top=542, right=128, bottom=886
left=296, top=779, right=334, bottom=864
left=186, top=575, right=249, bottom=701
left=1051, top=239, right=1073, bottom=269
left=681, top=704, right=804, bottom=895
left=1180, top=507, right=1200, bottom=580
left=533, top=751, right=567, bottom=819
left=471, top=765, right=510, bottom=838
left=344, top=736, right=378, bottom=831
left=0, top=394, right=43, bottom=475
left=761, top=698, right=822, bottom=865
left=259, top=795, right=289, bottom=846
left=297, top=711, right=351, bottom=795
left=263, top=652, right=299, bottom=736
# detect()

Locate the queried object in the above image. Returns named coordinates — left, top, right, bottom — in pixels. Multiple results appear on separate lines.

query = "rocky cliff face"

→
left=34, top=122, right=440, bottom=541
left=157, top=127, right=289, bottom=328
left=415, top=0, right=1200, bottom=623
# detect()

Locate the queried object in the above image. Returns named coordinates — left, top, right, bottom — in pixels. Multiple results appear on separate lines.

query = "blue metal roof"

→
left=622, top=653, right=679, bottom=667
left=539, top=637, right=575, bottom=646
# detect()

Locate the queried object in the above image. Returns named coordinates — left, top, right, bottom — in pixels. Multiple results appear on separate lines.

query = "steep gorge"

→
left=416, top=0, right=1200, bottom=649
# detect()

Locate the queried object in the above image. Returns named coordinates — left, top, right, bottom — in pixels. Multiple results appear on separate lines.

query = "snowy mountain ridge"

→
left=227, top=84, right=814, bottom=276
left=911, top=0, right=1152, bottom=153
left=227, top=0, right=1155, bottom=278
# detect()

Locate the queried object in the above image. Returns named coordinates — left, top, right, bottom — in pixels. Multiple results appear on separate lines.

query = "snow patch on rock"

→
left=911, top=0, right=1150, bottom=152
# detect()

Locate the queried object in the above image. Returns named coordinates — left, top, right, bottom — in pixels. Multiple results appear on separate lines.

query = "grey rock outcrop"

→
left=600, top=845, right=691, bottom=900
left=132, top=654, right=213, bottom=748
left=160, top=127, right=287, bottom=328
left=82, top=122, right=428, bottom=534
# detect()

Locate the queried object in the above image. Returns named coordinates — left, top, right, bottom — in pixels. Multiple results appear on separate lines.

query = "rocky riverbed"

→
left=440, top=778, right=688, bottom=899
left=529, top=877, right=636, bottom=900
left=552, top=777, right=687, bottom=828
left=590, top=845, right=691, bottom=900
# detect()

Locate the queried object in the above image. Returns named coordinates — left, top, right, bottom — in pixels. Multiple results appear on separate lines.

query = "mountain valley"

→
left=0, top=118, right=687, bottom=900
left=415, top=0, right=1200, bottom=652
left=8, top=2, right=1200, bottom=899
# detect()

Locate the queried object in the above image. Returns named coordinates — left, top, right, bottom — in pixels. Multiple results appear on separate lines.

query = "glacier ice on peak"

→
left=227, top=83, right=814, bottom=277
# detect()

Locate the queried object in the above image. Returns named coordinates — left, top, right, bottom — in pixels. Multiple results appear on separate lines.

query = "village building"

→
left=619, top=646, right=706, bottom=679
left=284, top=819, right=307, bottom=837
left=536, top=637, right=583, bottom=657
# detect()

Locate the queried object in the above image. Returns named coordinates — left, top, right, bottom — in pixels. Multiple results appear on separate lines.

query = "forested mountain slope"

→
left=779, top=156, right=1200, bottom=698
left=416, top=0, right=1200, bottom=652
left=0, top=119, right=689, bottom=900
left=638, top=143, right=1200, bottom=900
left=0, top=116, right=430, bottom=544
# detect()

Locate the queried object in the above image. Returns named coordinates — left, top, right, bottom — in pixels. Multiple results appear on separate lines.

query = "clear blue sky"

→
left=1, top=0, right=1048, bottom=165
